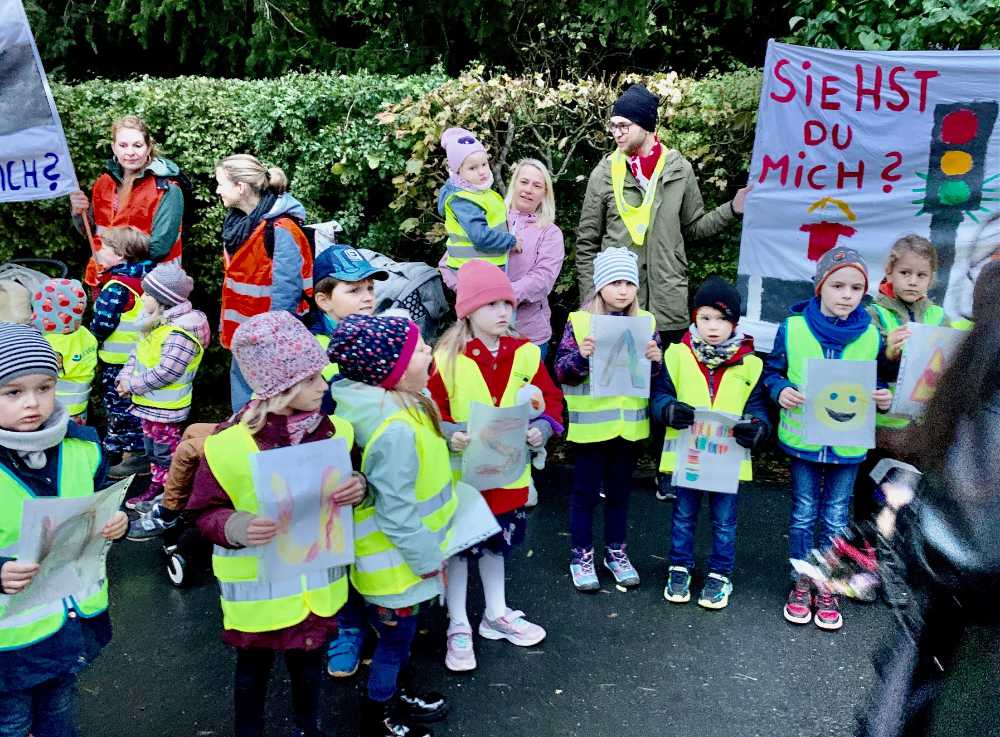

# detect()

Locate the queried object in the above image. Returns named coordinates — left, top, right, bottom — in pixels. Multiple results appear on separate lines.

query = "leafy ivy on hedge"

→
left=0, top=68, right=762, bottom=415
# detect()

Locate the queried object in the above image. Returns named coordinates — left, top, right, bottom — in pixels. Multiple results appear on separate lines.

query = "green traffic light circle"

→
left=939, top=180, right=971, bottom=205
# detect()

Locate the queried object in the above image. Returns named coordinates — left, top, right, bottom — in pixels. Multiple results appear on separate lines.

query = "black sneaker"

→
left=398, top=687, right=448, bottom=723
left=655, top=474, right=677, bottom=502
left=126, top=504, right=179, bottom=542
left=360, top=697, right=431, bottom=737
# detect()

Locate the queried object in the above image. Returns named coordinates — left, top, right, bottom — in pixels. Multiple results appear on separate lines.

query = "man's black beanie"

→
left=612, top=84, right=659, bottom=133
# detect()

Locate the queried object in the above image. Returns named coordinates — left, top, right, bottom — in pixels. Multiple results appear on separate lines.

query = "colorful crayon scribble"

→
left=272, top=466, right=346, bottom=565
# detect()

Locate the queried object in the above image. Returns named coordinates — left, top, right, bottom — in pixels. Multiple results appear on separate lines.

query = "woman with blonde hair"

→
left=70, top=115, right=186, bottom=289
left=214, top=153, right=314, bottom=411
left=439, top=158, right=565, bottom=358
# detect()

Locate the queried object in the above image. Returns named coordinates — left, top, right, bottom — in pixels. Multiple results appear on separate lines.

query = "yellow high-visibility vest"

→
left=610, top=149, right=668, bottom=246
left=97, top=281, right=144, bottom=364
left=0, top=437, right=106, bottom=650
left=658, top=343, right=761, bottom=480
left=351, top=409, right=457, bottom=598
left=562, top=310, right=656, bottom=443
left=443, top=189, right=510, bottom=269
left=130, top=325, right=204, bottom=410
left=204, top=421, right=353, bottom=633
left=45, top=328, right=98, bottom=416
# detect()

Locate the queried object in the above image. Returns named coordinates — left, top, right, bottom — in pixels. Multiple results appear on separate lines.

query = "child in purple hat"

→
left=437, top=127, right=517, bottom=274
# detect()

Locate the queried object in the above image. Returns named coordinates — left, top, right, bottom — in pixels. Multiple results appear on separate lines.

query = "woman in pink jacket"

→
left=440, top=158, right=565, bottom=358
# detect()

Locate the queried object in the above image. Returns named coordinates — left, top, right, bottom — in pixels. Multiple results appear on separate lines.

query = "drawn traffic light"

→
left=915, top=101, right=999, bottom=222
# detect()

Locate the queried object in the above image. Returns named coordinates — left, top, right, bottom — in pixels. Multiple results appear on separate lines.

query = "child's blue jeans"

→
left=669, top=487, right=740, bottom=576
left=788, top=457, right=861, bottom=579
left=367, top=605, right=419, bottom=703
left=0, top=672, right=77, bottom=737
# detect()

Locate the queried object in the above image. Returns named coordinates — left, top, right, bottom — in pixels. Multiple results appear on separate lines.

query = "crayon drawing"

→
left=891, top=323, right=964, bottom=418
left=2, top=478, right=130, bottom=619
left=252, top=438, right=354, bottom=579
left=462, top=402, right=529, bottom=491
left=589, top=314, right=652, bottom=398
left=672, top=410, right=744, bottom=494
left=803, top=359, right=876, bottom=448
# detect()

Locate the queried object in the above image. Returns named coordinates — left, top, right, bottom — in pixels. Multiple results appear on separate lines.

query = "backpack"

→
left=155, top=170, right=199, bottom=241
left=357, top=249, right=449, bottom=343
left=0, top=259, right=68, bottom=324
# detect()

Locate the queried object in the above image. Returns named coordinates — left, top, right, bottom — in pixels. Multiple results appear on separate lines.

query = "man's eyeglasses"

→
left=607, top=122, right=632, bottom=135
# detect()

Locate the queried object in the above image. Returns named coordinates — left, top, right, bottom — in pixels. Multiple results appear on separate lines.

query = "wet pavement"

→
left=78, top=467, right=893, bottom=737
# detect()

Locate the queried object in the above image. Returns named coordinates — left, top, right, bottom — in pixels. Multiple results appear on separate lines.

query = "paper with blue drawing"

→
left=803, top=358, right=876, bottom=448
left=461, top=401, right=530, bottom=491
left=251, top=438, right=354, bottom=579
left=672, top=410, right=744, bottom=494
left=890, top=322, right=964, bottom=418
left=0, top=476, right=130, bottom=619
left=589, top=315, right=652, bottom=398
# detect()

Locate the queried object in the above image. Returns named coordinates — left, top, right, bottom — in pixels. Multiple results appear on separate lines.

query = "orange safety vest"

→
left=84, top=173, right=183, bottom=286
left=219, top=217, right=314, bottom=349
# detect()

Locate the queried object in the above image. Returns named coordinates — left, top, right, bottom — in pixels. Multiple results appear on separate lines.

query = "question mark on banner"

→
left=881, top=151, right=903, bottom=193
left=42, top=153, right=60, bottom=191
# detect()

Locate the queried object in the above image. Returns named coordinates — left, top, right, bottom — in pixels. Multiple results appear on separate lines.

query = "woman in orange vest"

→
left=70, top=116, right=185, bottom=290
left=214, top=154, right=314, bottom=412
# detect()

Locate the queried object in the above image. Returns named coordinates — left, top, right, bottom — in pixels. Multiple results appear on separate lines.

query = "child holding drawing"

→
left=185, top=312, right=365, bottom=737
left=427, top=260, right=563, bottom=672
left=653, top=277, right=770, bottom=610
left=327, top=314, right=454, bottom=737
left=0, top=322, right=127, bottom=737
left=762, top=248, right=893, bottom=631
left=555, top=247, right=662, bottom=592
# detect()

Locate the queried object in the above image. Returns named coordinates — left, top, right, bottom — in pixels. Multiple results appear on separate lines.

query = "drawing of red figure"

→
left=473, top=417, right=526, bottom=477
left=271, top=466, right=345, bottom=564
left=799, top=221, right=858, bottom=261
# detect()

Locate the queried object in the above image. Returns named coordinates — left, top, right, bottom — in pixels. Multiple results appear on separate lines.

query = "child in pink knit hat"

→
left=185, top=309, right=366, bottom=737
left=437, top=127, right=518, bottom=276
left=30, top=278, right=98, bottom=424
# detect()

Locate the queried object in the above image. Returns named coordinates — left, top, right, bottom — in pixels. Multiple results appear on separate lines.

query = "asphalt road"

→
left=78, top=467, right=894, bottom=737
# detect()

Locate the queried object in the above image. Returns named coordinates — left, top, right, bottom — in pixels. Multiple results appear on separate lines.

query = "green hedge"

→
left=0, top=68, right=762, bottom=417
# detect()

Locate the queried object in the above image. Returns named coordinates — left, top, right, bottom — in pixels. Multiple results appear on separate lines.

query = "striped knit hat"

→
left=593, top=247, right=639, bottom=292
left=142, top=262, right=194, bottom=307
left=0, top=322, right=59, bottom=386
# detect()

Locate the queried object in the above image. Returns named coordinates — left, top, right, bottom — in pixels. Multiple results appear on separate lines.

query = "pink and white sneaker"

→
left=478, top=609, right=546, bottom=647
left=814, top=586, right=844, bottom=631
left=445, top=622, right=476, bottom=672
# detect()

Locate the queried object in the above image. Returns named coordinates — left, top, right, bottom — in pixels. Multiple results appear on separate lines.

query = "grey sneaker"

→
left=126, top=504, right=178, bottom=542
left=603, top=545, right=640, bottom=588
left=663, top=566, right=692, bottom=603
left=570, top=547, right=600, bottom=591
left=697, top=572, right=733, bottom=610
left=109, top=452, right=150, bottom=479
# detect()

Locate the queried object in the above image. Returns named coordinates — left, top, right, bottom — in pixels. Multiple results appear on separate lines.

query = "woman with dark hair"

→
left=857, top=259, right=1000, bottom=737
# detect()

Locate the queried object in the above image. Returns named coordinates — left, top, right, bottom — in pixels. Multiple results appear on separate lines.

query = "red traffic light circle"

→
left=941, top=109, right=978, bottom=145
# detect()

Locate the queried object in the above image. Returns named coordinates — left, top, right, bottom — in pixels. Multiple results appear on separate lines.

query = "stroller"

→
left=0, top=258, right=69, bottom=323
left=357, top=248, right=449, bottom=343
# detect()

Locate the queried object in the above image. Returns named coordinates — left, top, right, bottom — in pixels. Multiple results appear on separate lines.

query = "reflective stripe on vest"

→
left=45, top=329, right=98, bottom=416
left=433, top=342, right=539, bottom=490
left=610, top=149, right=668, bottom=246
left=658, top=343, right=761, bottom=480
left=351, top=409, right=457, bottom=598
left=443, top=189, right=510, bottom=269
left=97, top=281, right=144, bottom=364
left=204, top=423, right=350, bottom=633
left=219, top=217, right=314, bottom=349
left=872, top=303, right=945, bottom=429
left=561, top=310, right=655, bottom=443
left=130, top=325, right=205, bottom=410
left=777, top=316, right=879, bottom=459
left=0, top=438, right=106, bottom=650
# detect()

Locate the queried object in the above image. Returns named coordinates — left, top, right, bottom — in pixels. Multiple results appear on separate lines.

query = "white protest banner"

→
left=1, top=477, right=130, bottom=619
left=891, top=322, right=965, bottom=418
left=0, top=0, right=78, bottom=202
left=461, top=402, right=529, bottom=491
left=251, top=438, right=354, bottom=579
left=802, top=358, right=876, bottom=448
left=739, top=41, right=1000, bottom=350
left=671, top=410, right=744, bottom=494
left=589, top=314, right=652, bottom=398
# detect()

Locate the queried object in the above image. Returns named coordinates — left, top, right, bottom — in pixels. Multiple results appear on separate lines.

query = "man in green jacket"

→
left=576, top=84, right=751, bottom=344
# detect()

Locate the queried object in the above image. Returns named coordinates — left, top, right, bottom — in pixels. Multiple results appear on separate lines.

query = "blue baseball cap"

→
left=314, top=245, right=388, bottom=284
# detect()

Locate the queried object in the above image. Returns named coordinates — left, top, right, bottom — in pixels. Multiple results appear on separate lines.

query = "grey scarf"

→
left=0, top=405, right=70, bottom=469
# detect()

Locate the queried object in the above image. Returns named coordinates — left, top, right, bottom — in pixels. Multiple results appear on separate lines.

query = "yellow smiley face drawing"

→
left=814, top=382, right=870, bottom=430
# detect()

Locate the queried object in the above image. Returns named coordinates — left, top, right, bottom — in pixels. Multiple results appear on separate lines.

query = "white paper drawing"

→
left=803, top=359, right=876, bottom=448
left=589, top=315, right=651, bottom=398
left=890, top=322, right=964, bottom=418
left=461, top=402, right=529, bottom=491
left=672, top=410, right=745, bottom=494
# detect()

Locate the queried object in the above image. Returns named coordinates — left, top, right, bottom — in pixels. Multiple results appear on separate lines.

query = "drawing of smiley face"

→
left=815, top=383, right=870, bottom=430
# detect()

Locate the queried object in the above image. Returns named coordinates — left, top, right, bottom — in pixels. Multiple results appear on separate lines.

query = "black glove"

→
left=733, top=420, right=767, bottom=450
left=665, top=401, right=695, bottom=430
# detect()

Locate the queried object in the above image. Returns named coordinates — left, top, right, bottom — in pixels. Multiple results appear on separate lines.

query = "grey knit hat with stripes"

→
left=593, top=246, right=640, bottom=292
left=0, top=322, right=58, bottom=386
